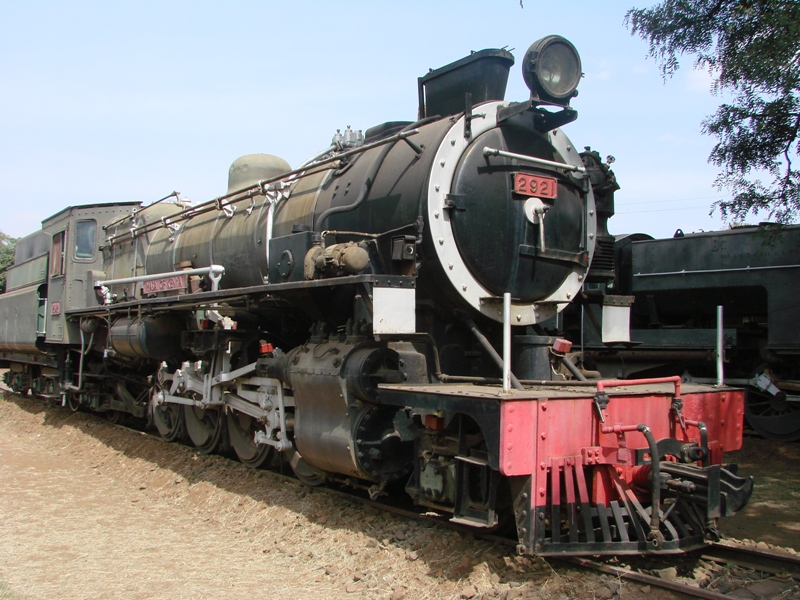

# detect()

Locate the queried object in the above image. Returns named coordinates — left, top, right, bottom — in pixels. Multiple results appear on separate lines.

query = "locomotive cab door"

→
left=45, top=225, right=69, bottom=343
left=67, top=218, right=100, bottom=311
left=43, top=210, right=102, bottom=345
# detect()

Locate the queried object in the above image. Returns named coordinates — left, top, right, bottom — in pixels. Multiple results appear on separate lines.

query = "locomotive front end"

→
left=422, top=36, right=595, bottom=326
left=496, top=379, right=754, bottom=554
left=424, top=107, right=594, bottom=326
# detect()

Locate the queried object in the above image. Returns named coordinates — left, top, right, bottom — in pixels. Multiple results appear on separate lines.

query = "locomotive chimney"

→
left=417, top=49, right=514, bottom=119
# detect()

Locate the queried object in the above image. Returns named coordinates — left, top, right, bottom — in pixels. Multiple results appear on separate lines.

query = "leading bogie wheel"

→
left=286, top=448, right=326, bottom=487
left=67, top=395, right=81, bottom=412
left=106, top=410, right=126, bottom=425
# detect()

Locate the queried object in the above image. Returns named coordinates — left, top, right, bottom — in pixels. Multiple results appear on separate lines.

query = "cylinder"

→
left=288, top=342, right=361, bottom=478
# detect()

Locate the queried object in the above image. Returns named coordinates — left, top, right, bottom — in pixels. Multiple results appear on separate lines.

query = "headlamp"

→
left=523, top=36, right=582, bottom=105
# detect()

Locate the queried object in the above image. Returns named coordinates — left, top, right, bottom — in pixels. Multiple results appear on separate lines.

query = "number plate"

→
left=141, top=274, right=187, bottom=295
left=512, top=172, right=558, bottom=199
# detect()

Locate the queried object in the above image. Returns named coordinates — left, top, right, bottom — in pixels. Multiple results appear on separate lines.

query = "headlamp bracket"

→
left=496, top=101, right=577, bottom=133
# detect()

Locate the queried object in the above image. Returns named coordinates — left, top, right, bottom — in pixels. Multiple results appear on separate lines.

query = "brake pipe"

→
left=601, top=422, right=663, bottom=547
left=682, top=419, right=710, bottom=467
left=596, top=375, right=681, bottom=398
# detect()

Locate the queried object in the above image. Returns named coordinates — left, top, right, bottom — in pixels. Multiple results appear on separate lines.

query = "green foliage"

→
left=0, top=231, right=17, bottom=293
left=626, top=0, right=800, bottom=223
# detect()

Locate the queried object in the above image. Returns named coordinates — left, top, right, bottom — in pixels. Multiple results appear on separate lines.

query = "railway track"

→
left=289, top=449, right=800, bottom=599
left=4, top=386, right=799, bottom=599
left=317, top=483, right=800, bottom=599
left=335, top=486, right=800, bottom=599
left=703, top=540, right=800, bottom=579
left=557, top=541, right=800, bottom=599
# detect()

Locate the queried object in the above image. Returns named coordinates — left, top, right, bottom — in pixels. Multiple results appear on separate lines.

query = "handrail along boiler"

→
left=0, top=35, right=752, bottom=555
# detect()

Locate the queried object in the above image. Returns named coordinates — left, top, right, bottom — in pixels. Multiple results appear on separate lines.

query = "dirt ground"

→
left=719, top=434, right=800, bottom=547
left=0, top=390, right=797, bottom=600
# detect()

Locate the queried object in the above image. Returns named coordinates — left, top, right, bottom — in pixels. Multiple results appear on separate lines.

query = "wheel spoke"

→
left=226, top=409, right=274, bottom=468
left=152, top=402, right=186, bottom=442
left=106, top=410, right=126, bottom=425
left=67, top=396, right=81, bottom=413
left=184, top=404, right=226, bottom=454
left=745, top=389, right=800, bottom=441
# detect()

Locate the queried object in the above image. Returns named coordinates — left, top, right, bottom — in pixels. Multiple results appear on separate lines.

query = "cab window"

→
left=75, top=220, right=96, bottom=260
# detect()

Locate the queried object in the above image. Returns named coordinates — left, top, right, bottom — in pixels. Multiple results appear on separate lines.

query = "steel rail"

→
left=558, top=543, right=800, bottom=599
left=555, top=556, right=730, bottom=599
left=703, top=541, right=800, bottom=578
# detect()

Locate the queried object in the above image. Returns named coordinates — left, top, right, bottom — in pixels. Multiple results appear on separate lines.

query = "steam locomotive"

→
left=0, top=36, right=753, bottom=556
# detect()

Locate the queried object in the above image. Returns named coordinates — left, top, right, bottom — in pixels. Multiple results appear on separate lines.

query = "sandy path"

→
left=0, top=393, right=582, bottom=600
left=3, top=390, right=795, bottom=600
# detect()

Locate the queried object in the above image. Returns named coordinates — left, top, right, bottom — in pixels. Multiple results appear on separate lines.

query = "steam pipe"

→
left=460, top=314, right=523, bottom=390
left=561, top=355, right=588, bottom=381
left=104, top=130, right=422, bottom=243
left=297, top=144, right=337, bottom=170
left=64, top=328, right=91, bottom=393
left=313, top=137, right=395, bottom=232
left=314, top=120, right=431, bottom=232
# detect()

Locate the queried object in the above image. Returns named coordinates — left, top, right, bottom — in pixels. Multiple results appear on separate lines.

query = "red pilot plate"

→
left=512, top=172, right=558, bottom=199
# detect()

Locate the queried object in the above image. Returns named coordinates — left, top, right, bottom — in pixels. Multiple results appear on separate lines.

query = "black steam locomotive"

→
left=0, top=36, right=752, bottom=556
left=562, top=223, right=800, bottom=442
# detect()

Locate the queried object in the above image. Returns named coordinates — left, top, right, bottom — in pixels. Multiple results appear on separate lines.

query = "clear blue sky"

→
left=0, top=1, right=744, bottom=240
